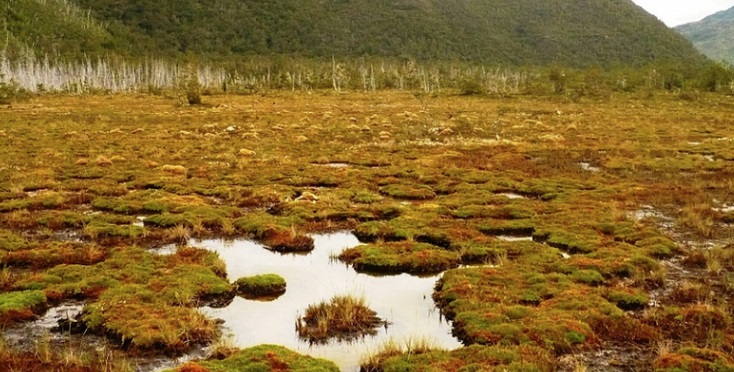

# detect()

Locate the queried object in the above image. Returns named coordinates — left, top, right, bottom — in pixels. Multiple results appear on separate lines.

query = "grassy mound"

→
left=234, top=274, right=286, bottom=299
left=0, top=339, right=134, bottom=372
left=362, top=342, right=554, bottom=372
left=297, top=295, right=382, bottom=343
left=654, top=347, right=734, bottom=371
left=13, top=247, right=232, bottom=353
left=339, top=241, right=461, bottom=274
left=172, top=344, right=338, bottom=371
left=0, top=290, right=47, bottom=324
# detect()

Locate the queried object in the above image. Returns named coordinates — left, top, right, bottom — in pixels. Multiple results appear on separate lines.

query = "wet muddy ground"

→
left=2, top=304, right=208, bottom=371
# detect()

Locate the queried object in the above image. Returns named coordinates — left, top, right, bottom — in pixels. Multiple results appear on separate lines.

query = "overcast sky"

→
left=632, top=0, right=734, bottom=26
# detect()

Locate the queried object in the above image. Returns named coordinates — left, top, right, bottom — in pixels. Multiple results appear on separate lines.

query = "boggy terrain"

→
left=0, top=91, right=733, bottom=371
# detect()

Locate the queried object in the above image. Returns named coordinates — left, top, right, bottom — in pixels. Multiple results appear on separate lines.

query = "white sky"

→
left=632, top=0, right=734, bottom=26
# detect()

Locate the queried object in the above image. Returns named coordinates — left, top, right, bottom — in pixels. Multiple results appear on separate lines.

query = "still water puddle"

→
left=2, top=303, right=84, bottom=347
left=313, top=162, right=350, bottom=168
left=579, top=162, right=600, bottom=172
left=193, top=232, right=461, bottom=371
left=495, top=235, right=534, bottom=242
left=497, top=192, right=527, bottom=199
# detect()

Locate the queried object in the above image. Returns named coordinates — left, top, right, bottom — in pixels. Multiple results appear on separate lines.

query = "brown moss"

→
left=261, top=228, right=314, bottom=252
left=3, top=91, right=734, bottom=368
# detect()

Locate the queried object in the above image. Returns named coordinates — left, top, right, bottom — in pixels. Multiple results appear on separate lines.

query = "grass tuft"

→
left=297, top=295, right=382, bottom=343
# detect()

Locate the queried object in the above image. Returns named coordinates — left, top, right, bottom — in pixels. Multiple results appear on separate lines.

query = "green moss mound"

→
left=0, top=229, right=28, bottom=251
left=235, top=274, right=286, bottom=298
left=13, top=247, right=232, bottom=352
left=173, top=344, right=339, bottom=371
left=364, top=344, right=554, bottom=372
left=0, top=290, right=47, bottom=324
left=339, top=241, right=460, bottom=274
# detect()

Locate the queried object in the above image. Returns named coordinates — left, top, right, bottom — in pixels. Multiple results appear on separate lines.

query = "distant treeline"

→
left=1, top=54, right=732, bottom=102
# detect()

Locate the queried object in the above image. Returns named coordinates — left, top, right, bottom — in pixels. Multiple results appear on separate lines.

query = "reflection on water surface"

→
left=195, top=232, right=461, bottom=371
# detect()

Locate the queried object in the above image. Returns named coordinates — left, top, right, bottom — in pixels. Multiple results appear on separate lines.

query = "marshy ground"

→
left=0, top=91, right=733, bottom=371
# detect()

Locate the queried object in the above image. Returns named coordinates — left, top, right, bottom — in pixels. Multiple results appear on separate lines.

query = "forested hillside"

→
left=0, top=0, right=148, bottom=58
left=676, top=6, right=734, bottom=64
left=2, top=0, right=705, bottom=66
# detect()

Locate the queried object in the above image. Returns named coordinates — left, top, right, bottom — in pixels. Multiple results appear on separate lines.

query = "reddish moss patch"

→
left=646, top=304, right=732, bottom=344
left=655, top=347, right=734, bottom=371
left=262, top=230, right=315, bottom=252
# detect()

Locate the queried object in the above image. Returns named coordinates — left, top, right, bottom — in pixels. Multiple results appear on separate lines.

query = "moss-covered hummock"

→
left=379, top=184, right=437, bottom=200
left=363, top=344, right=554, bottom=372
left=171, top=344, right=339, bottom=371
left=262, top=230, right=315, bottom=252
left=0, top=290, right=47, bottom=324
left=339, top=241, right=461, bottom=274
left=655, top=347, right=734, bottom=371
left=13, top=246, right=232, bottom=353
left=234, top=274, right=286, bottom=299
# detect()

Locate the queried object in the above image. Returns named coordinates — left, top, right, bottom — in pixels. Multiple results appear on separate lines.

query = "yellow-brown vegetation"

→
left=0, top=91, right=733, bottom=370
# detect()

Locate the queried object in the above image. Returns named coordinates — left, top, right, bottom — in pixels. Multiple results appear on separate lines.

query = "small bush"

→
left=180, top=63, right=202, bottom=105
left=0, top=78, right=27, bottom=105
left=459, top=79, right=485, bottom=96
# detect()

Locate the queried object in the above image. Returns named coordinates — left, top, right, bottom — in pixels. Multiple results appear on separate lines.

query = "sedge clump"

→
left=296, top=295, right=382, bottom=343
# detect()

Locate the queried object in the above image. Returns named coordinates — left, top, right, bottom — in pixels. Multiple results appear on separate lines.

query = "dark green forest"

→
left=1, top=0, right=706, bottom=67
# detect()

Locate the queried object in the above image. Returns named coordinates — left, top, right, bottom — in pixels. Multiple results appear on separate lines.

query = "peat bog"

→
left=0, top=91, right=733, bottom=371
left=194, top=232, right=461, bottom=371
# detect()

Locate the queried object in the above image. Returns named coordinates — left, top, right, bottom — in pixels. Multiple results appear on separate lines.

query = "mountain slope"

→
left=0, top=0, right=152, bottom=58
left=2, top=0, right=706, bottom=66
left=676, top=6, right=734, bottom=64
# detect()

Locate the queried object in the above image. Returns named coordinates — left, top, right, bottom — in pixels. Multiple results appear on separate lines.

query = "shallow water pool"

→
left=194, top=232, right=462, bottom=371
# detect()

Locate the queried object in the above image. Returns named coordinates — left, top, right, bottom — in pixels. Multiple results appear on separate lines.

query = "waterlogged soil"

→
left=193, top=232, right=461, bottom=371
left=2, top=232, right=460, bottom=371
left=2, top=92, right=734, bottom=370
left=2, top=302, right=85, bottom=345
left=1, top=303, right=206, bottom=372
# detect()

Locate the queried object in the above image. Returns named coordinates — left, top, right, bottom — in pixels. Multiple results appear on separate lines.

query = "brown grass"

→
left=297, top=295, right=382, bottom=342
left=2, top=91, right=734, bottom=369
